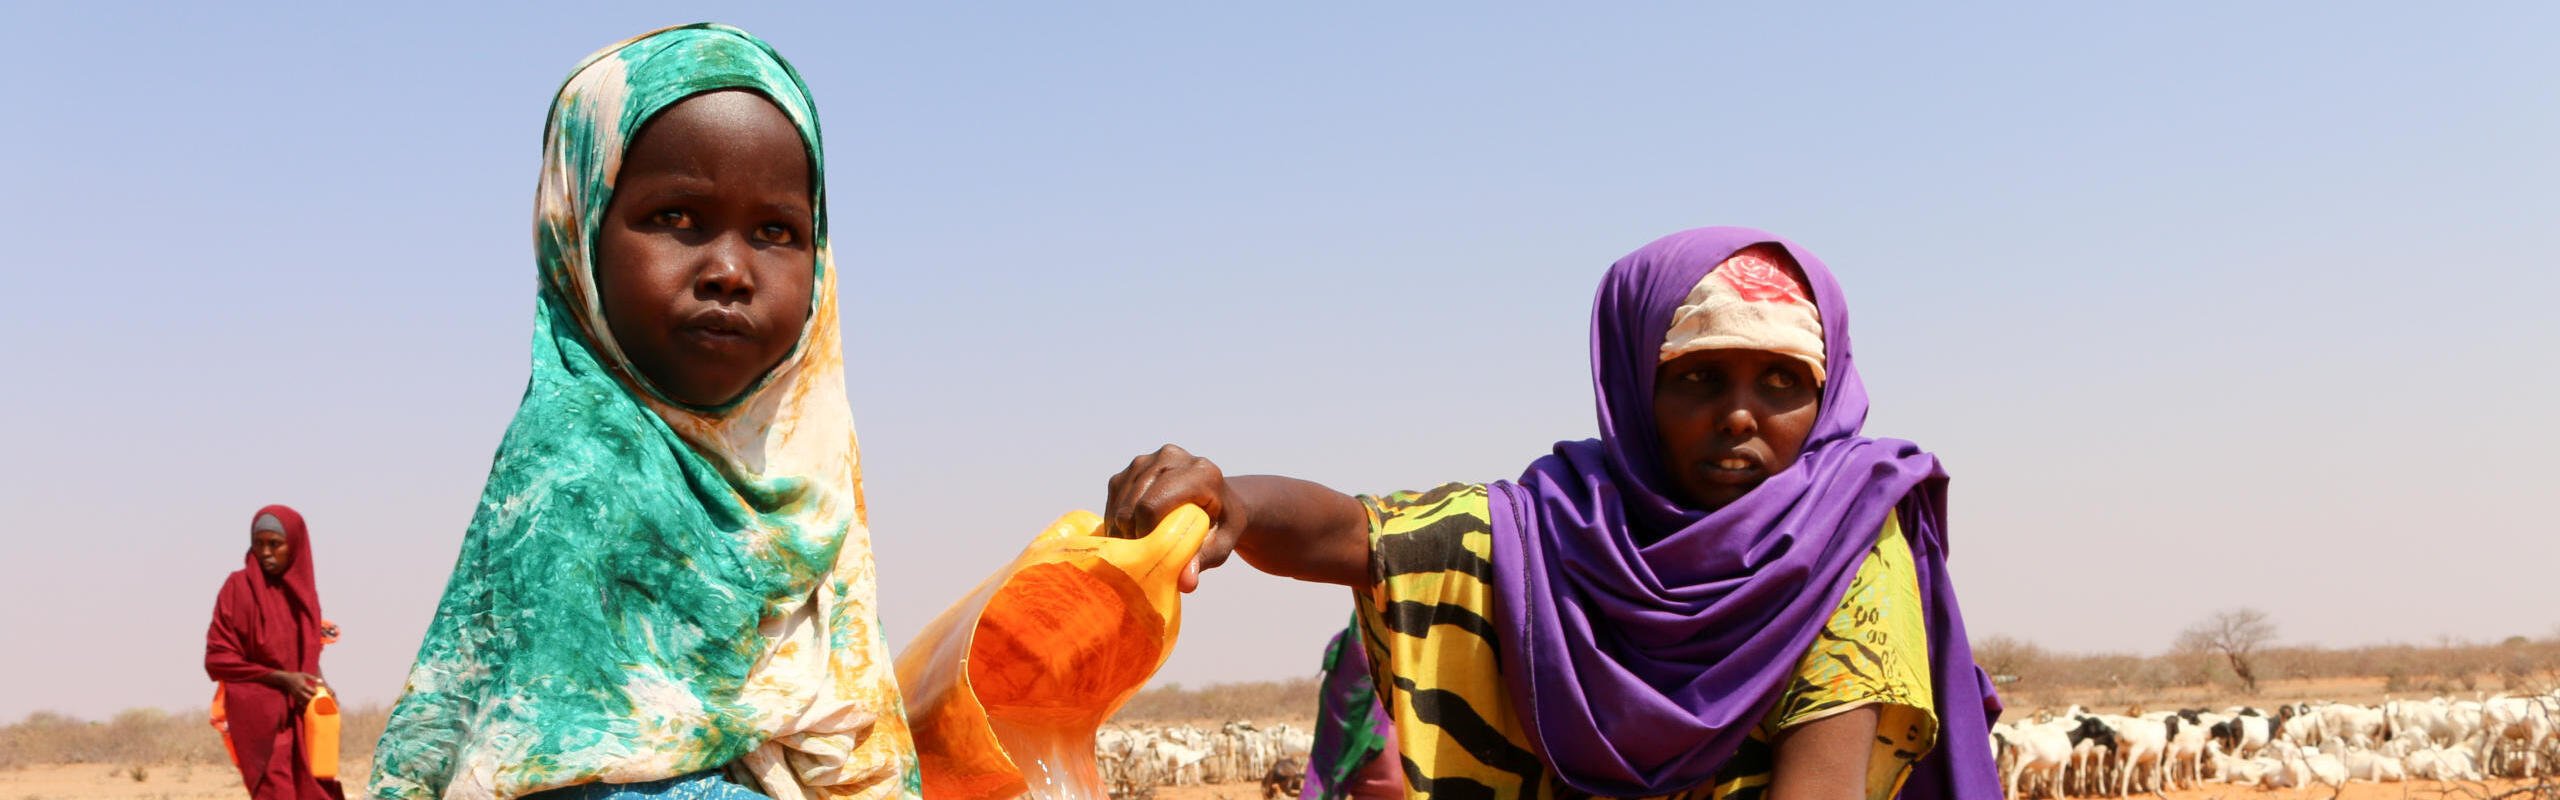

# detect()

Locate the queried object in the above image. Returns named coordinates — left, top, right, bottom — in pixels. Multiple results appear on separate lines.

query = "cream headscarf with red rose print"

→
left=1658, top=249, right=1828, bottom=385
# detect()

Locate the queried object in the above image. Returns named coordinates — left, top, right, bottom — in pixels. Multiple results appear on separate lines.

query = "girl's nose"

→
left=695, top=238, right=757, bottom=300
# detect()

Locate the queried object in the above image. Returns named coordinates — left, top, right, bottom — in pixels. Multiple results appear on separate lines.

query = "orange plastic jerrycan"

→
left=211, top=684, right=240, bottom=769
left=304, top=686, right=341, bottom=780
left=896, top=505, right=1210, bottom=800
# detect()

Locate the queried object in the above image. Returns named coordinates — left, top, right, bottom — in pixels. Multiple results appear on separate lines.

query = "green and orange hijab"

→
left=368, top=25, right=917, bottom=800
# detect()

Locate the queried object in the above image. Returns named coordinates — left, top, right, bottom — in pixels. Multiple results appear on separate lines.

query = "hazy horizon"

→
left=4, top=3, right=2554, bottom=721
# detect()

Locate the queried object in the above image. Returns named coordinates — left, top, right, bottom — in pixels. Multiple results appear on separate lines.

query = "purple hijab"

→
left=1484, top=227, right=2001, bottom=798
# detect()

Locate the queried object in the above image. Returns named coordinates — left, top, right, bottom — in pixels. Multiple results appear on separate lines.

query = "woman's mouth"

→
left=1702, top=453, right=1765, bottom=485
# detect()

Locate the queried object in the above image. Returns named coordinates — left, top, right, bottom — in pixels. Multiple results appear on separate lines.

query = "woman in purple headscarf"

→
left=1103, top=228, right=2000, bottom=799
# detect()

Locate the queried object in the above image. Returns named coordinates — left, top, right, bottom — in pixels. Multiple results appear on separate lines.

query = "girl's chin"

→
left=652, top=375, right=753, bottom=407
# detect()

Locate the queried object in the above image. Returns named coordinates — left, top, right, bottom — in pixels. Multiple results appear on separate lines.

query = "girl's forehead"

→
left=639, top=90, right=799, bottom=139
left=639, top=89, right=816, bottom=164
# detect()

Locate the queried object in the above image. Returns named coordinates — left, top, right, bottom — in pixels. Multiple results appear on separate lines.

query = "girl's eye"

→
left=1762, top=369, right=1798, bottom=390
left=757, top=224, right=797, bottom=245
left=649, top=210, right=693, bottom=229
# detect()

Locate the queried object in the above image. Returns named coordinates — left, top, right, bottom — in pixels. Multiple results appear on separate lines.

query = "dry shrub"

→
left=0, top=709, right=225, bottom=769
left=1972, top=635, right=2045, bottom=685
left=1979, top=633, right=2560, bottom=712
left=1110, top=677, right=1319, bottom=724
left=339, top=703, right=390, bottom=767
left=0, top=702, right=391, bottom=770
left=11, top=635, right=2559, bottom=770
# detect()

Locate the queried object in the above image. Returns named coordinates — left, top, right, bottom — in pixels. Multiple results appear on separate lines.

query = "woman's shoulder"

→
left=1357, top=481, right=1490, bottom=530
left=215, top=567, right=255, bottom=597
left=210, top=569, right=261, bottom=627
left=1358, top=482, right=1500, bottom=617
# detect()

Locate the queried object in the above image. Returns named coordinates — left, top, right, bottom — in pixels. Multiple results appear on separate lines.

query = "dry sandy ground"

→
left=0, top=763, right=370, bottom=800
left=4, top=764, right=2544, bottom=800
left=1144, top=778, right=2555, bottom=800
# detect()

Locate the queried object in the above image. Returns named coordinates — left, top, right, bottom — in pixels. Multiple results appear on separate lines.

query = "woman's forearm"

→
left=1227, top=475, right=1370, bottom=587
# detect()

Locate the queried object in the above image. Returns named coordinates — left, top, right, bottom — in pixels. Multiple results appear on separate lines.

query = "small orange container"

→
left=211, top=685, right=239, bottom=769
left=304, top=687, right=341, bottom=780
left=897, top=506, right=1209, bottom=800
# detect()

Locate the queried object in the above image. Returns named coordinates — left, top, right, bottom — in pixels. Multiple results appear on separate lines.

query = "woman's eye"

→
left=758, top=224, right=797, bottom=245
left=1762, top=370, right=1797, bottom=390
left=649, top=210, right=693, bottom=229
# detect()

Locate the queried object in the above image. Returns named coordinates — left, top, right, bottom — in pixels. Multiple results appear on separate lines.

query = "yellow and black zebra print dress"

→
left=1353, top=483, right=1937, bottom=800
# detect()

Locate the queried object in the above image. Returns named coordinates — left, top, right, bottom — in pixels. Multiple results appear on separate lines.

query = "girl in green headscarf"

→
left=368, top=24, right=917, bottom=800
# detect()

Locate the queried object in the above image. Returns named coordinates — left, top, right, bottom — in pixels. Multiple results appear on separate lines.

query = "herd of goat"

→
left=1080, top=691, right=2560, bottom=798
left=1993, top=692, right=2560, bottom=797
left=1095, top=721, right=1315, bottom=796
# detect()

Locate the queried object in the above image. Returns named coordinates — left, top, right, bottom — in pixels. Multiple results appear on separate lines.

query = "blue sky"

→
left=2, top=3, right=2553, bottom=719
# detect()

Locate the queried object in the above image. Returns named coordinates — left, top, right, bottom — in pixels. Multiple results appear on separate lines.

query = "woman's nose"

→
left=1719, top=406, right=1756, bottom=437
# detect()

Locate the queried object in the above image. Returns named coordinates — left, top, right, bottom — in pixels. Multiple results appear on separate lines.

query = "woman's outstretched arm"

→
left=1103, top=444, right=1370, bottom=589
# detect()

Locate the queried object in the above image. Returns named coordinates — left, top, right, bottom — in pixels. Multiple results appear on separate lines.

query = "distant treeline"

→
left=1976, top=634, right=2560, bottom=711
left=1109, top=636, right=2560, bottom=724
left=0, top=704, right=389, bottom=771
left=1110, top=676, right=1321, bottom=724
left=10, top=637, right=2554, bottom=768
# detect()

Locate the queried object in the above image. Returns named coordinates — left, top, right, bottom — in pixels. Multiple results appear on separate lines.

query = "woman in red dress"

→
left=204, top=505, right=340, bottom=800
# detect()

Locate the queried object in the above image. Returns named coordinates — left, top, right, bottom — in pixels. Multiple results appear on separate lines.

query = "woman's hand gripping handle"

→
left=1103, top=444, right=1370, bottom=590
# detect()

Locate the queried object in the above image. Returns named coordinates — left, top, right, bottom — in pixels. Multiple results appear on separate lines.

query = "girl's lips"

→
left=677, top=307, right=757, bottom=348
left=678, top=326, right=751, bottom=346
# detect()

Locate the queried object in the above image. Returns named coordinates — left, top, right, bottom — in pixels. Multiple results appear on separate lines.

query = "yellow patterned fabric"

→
left=1353, top=483, right=1936, bottom=800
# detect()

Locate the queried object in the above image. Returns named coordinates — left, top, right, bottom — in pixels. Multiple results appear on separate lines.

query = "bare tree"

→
left=2176, top=608, right=2278, bottom=693
left=1973, top=634, right=2046, bottom=684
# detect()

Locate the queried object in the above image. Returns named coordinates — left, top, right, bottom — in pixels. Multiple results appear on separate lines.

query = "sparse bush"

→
left=1111, top=678, right=1320, bottom=724
left=1972, top=635, right=2045, bottom=686
left=2176, top=608, right=2276, bottom=694
left=12, top=637, right=2560, bottom=773
left=2383, top=666, right=2411, bottom=693
left=0, top=701, right=380, bottom=769
left=341, top=702, right=390, bottom=766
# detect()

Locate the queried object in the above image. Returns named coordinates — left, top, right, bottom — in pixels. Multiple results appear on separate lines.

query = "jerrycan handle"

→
left=1085, top=505, right=1210, bottom=596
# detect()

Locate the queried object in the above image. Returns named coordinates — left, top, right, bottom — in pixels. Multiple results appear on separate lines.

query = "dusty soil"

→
left=0, top=763, right=370, bottom=800
left=1, top=765, right=2545, bottom=799
left=1144, top=778, right=2556, bottom=800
